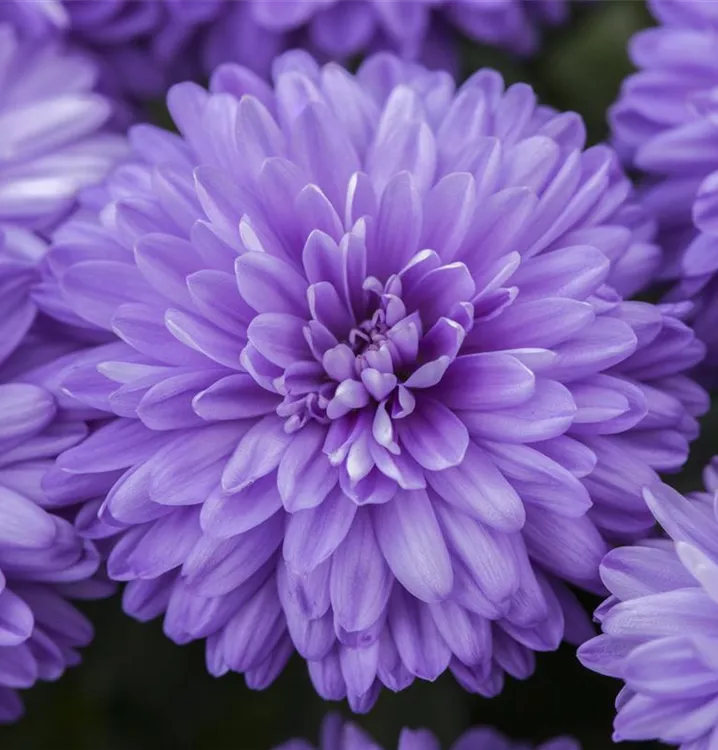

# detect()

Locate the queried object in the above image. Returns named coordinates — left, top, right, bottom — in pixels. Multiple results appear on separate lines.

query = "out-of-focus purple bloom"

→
left=0, top=369, right=104, bottom=723
left=46, top=51, right=705, bottom=711
left=0, top=22, right=127, bottom=233
left=578, top=463, right=718, bottom=748
left=0, top=23, right=124, bottom=710
left=1, top=0, right=566, bottom=101
left=0, top=17, right=127, bottom=364
left=275, top=714, right=579, bottom=750
left=610, top=0, right=718, bottom=375
left=0, top=229, right=110, bottom=724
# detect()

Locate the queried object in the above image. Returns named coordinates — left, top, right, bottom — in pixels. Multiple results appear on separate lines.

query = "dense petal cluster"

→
left=0, top=252, right=109, bottom=725
left=610, top=0, right=718, bottom=374
left=0, top=22, right=124, bottom=720
left=0, top=22, right=126, bottom=233
left=0, top=367, right=102, bottom=723
left=1, top=0, right=566, bottom=101
left=45, top=52, right=705, bottom=711
left=578, top=465, right=718, bottom=749
left=275, top=714, right=579, bottom=750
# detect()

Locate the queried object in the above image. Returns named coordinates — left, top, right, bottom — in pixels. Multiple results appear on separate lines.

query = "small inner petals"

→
left=326, top=379, right=370, bottom=420
left=241, top=249, right=477, bottom=482
left=322, top=344, right=356, bottom=381
left=361, top=369, right=398, bottom=402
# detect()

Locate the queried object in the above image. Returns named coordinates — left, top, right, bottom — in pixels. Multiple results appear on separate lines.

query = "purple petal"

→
left=192, top=373, right=279, bottom=420
left=426, top=441, right=525, bottom=532
left=398, top=397, right=469, bottom=471
left=200, top=474, right=283, bottom=538
left=440, top=353, right=535, bottom=412
left=221, top=416, right=292, bottom=493
left=373, top=489, right=453, bottom=602
left=246, top=312, right=311, bottom=368
left=277, top=423, right=337, bottom=511
left=236, top=252, right=309, bottom=316
left=283, top=487, right=356, bottom=574
left=330, top=508, right=393, bottom=634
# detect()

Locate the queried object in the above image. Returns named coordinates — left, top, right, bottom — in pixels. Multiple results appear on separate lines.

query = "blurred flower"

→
left=610, top=0, right=718, bottom=376
left=0, top=373, right=105, bottom=723
left=0, top=229, right=111, bottom=725
left=275, top=714, right=579, bottom=750
left=0, top=26, right=124, bottom=704
left=0, top=17, right=128, bottom=384
left=46, top=51, right=705, bottom=711
left=0, top=22, right=127, bottom=234
left=1, top=0, right=566, bottom=101
left=578, top=463, right=718, bottom=748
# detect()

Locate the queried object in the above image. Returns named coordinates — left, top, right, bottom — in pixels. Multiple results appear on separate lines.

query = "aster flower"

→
left=2, top=0, right=565, bottom=102
left=0, top=21, right=127, bottom=233
left=0, top=374, right=104, bottom=723
left=0, top=236, right=109, bottom=725
left=0, top=17, right=127, bottom=359
left=0, top=24, right=124, bottom=709
left=275, top=714, right=579, bottom=750
left=206, top=0, right=567, bottom=72
left=578, top=463, right=718, bottom=748
left=610, top=0, right=718, bottom=374
left=45, top=51, right=705, bottom=711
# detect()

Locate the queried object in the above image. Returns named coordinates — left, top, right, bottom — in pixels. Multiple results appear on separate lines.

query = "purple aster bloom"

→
left=0, top=18, right=127, bottom=362
left=2, top=0, right=565, bottom=101
left=0, top=21, right=127, bottom=233
left=45, top=52, right=706, bottom=711
left=578, top=463, right=718, bottom=748
left=0, top=373, right=104, bottom=723
left=610, top=0, right=718, bottom=375
left=275, top=714, right=579, bottom=750
left=0, top=234, right=110, bottom=724
left=0, top=30, right=123, bottom=708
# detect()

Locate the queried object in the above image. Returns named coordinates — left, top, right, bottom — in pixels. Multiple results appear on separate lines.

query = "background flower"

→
left=610, top=0, right=718, bottom=376
left=40, top=49, right=706, bottom=714
left=0, top=20, right=126, bottom=720
left=0, top=233, right=113, bottom=725
left=274, top=714, right=579, bottom=750
left=578, top=463, right=718, bottom=748
left=0, top=22, right=127, bottom=234
left=1, top=0, right=566, bottom=103
left=0, top=361, right=107, bottom=724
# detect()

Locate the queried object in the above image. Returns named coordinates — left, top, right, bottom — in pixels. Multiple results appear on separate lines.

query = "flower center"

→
left=275, top=275, right=414, bottom=433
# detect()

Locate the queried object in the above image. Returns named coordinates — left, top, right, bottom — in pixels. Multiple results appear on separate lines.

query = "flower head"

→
left=0, top=22, right=126, bottom=233
left=0, top=27, right=122, bottom=708
left=275, top=715, right=579, bottom=750
left=5, top=0, right=566, bottom=102
left=610, top=0, right=718, bottom=375
left=47, top=52, right=705, bottom=711
left=0, top=375, right=102, bottom=723
left=578, top=463, right=718, bottom=748
left=0, top=235, right=108, bottom=724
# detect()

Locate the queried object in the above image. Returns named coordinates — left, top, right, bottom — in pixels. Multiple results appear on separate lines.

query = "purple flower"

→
left=0, top=21, right=127, bottom=233
left=0, top=240, right=109, bottom=724
left=275, top=714, right=579, bottom=750
left=0, top=17, right=127, bottom=364
left=578, top=464, right=718, bottom=748
left=0, top=374, right=104, bottom=723
left=4, top=0, right=565, bottom=101
left=0, top=26, right=123, bottom=708
left=610, top=0, right=718, bottom=375
left=46, top=52, right=705, bottom=711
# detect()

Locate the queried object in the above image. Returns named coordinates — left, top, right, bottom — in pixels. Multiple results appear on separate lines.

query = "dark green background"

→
left=4, top=2, right=680, bottom=748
